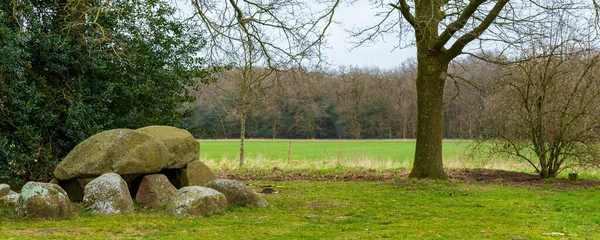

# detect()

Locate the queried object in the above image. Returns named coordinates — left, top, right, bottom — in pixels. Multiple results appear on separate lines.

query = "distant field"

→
left=198, top=139, right=532, bottom=172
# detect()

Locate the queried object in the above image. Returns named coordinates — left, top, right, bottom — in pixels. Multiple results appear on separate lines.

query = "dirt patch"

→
left=217, top=168, right=404, bottom=182
left=448, top=169, right=600, bottom=189
left=217, top=168, right=600, bottom=189
left=13, top=227, right=89, bottom=235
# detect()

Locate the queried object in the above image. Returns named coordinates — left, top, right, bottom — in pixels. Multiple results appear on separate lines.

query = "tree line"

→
left=186, top=58, right=485, bottom=140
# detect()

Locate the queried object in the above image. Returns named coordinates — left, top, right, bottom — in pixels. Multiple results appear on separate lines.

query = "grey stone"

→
left=15, top=182, right=73, bottom=219
left=83, top=173, right=134, bottom=215
left=136, top=126, right=199, bottom=169
left=0, top=183, right=10, bottom=197
left=166, top=186, right=227, bottom=217
left=0, top=190, right=19, bottom=210
left=181, top=160, right=216, bottom=187
left=135, top=174, right=177, bottom=208
left=206, top=179, right=268, bottom=208
left=54, top=129, right=169, bottom=180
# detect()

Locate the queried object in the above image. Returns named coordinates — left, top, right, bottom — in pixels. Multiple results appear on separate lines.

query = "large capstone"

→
left=54, top=129, right=169, bottom=180
left=136, top=126, right=199, bottom=169
left=83, top=173, right=134, bottom=215
left=135, top=174, right=177, bottom=208
left=166, top=186, right=227, bottom=217
left=15, top=182, right=73, bottom=219
left=206, top=179, right=268, bottom=208
left=180, top=160, right=216, bottom=187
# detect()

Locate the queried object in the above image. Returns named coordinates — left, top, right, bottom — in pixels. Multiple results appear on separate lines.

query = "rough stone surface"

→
left=166, top=186, right=227, bottom=217
left=83, top=173, right=134, bottom=215
left=0, top=190, right=19, bottom=210
left=206, top=179, right=268, bottom=208
left=0, top=183, right=9, bottom=197
left=136, top=126, right=199, bottom=169
left=53, top=129, right=169, bottom=180
left=181, top=161, right=216, bottom=187
left=15, top=182, right=73, bottom=219
left=135, top=174, right=177, bottom=208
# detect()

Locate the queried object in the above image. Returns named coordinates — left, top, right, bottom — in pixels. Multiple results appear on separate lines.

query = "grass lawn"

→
left=3, top=140, right=599, bottom=238
left=2, top=181, right=599, bottom=239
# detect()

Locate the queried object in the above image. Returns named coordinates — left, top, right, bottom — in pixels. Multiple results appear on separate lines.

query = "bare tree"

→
left=349, top=0, right=598, bottom=178
left=190, top=0, right=340, bottom=166
left=483, top=46, right=600, bottom=178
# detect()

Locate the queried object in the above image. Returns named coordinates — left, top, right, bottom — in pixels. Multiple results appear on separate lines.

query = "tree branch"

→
left=433, top=0, right=486, bottom=50
left=390, top=0, right=416, bottom=29
left=446, top=0, right=509, bottom=58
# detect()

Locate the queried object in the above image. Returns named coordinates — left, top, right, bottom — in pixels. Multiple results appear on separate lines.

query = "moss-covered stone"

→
left=15, top=182, right=73, bottom=219
left=83, top=173, right=134, bottom=215
left=166, top=186, right=226, bottom=217
left=0, top=183, right=9, bottom=197
left=54, top=129, right=169, bottom=180
left=135, top=174, right=177, bottom=208
left=136, top=126, right=199, bottom=169
left=0, top=190, right=18, bottom=210
left=206, top=179, right=268, bottom=208
left=181, top=160, right=216, bottom=187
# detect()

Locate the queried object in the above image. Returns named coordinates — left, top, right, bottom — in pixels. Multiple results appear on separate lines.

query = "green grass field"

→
left=2, top=181, right=599, bottom=239
left=2, top=140, right=600, bottom=238
left=199, top=139, right=531, bottom=172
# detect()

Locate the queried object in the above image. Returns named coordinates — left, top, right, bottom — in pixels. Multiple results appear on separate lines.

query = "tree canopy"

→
left=0, top=0, right=213, bottom=185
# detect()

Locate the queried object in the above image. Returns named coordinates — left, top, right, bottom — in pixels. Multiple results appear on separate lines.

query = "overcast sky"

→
left=324, top=1, right=416, bottom=69
left=176, top=1, right=416, bottom=70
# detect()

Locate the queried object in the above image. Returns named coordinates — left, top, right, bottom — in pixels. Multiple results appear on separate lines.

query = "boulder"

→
left=166, top=186, right=227, bottom=217
left=54, top=129, right=169, bottom=180
left=14, top=182, right=73, bottom=219
left=0, top=190, right=19, bottom=210
left=83, top=173, right=134, bottom=215
left=136, top=126, right=199, bottom=169
left=180, top=160, right=216, bottom=187
left=206, top=179, right=268, bottom=208
left=0, top=183, right=9, bottom=197
left=135, top=174, right=177, bottom=208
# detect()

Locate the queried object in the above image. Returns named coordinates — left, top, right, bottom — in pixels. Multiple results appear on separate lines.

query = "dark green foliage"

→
left=0, top=0, right=212, bottom=186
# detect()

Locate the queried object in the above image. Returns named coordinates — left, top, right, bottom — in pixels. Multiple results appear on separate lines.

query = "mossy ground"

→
left=1, top=180, right=599, bottom=239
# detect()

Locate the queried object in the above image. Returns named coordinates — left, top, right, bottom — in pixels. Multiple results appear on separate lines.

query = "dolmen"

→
left=2, top=125, right=267, bottom=219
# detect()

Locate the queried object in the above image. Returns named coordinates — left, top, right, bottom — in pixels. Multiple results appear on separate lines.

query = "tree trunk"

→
left=409, top=56, right=449, bottom=179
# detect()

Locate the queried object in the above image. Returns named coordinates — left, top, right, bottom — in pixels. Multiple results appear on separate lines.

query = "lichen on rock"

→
left=0, top=183, right=10, bottom=197
left=0, top=190, right=19, bottom=210
left=53, top=129, right=169, bottom=180
left=206, top=179, right=268, bottom=208
left=136, top=126, right=199, bottom=169
left=135, top=174, right=177, bottom=208
left=14, top=182, right=73, bottom=219
left=166, top=186, right=227, bottom=217
left=180, top=160, right=216, bottom=187
left=83, top=173, right=134, bottom=215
